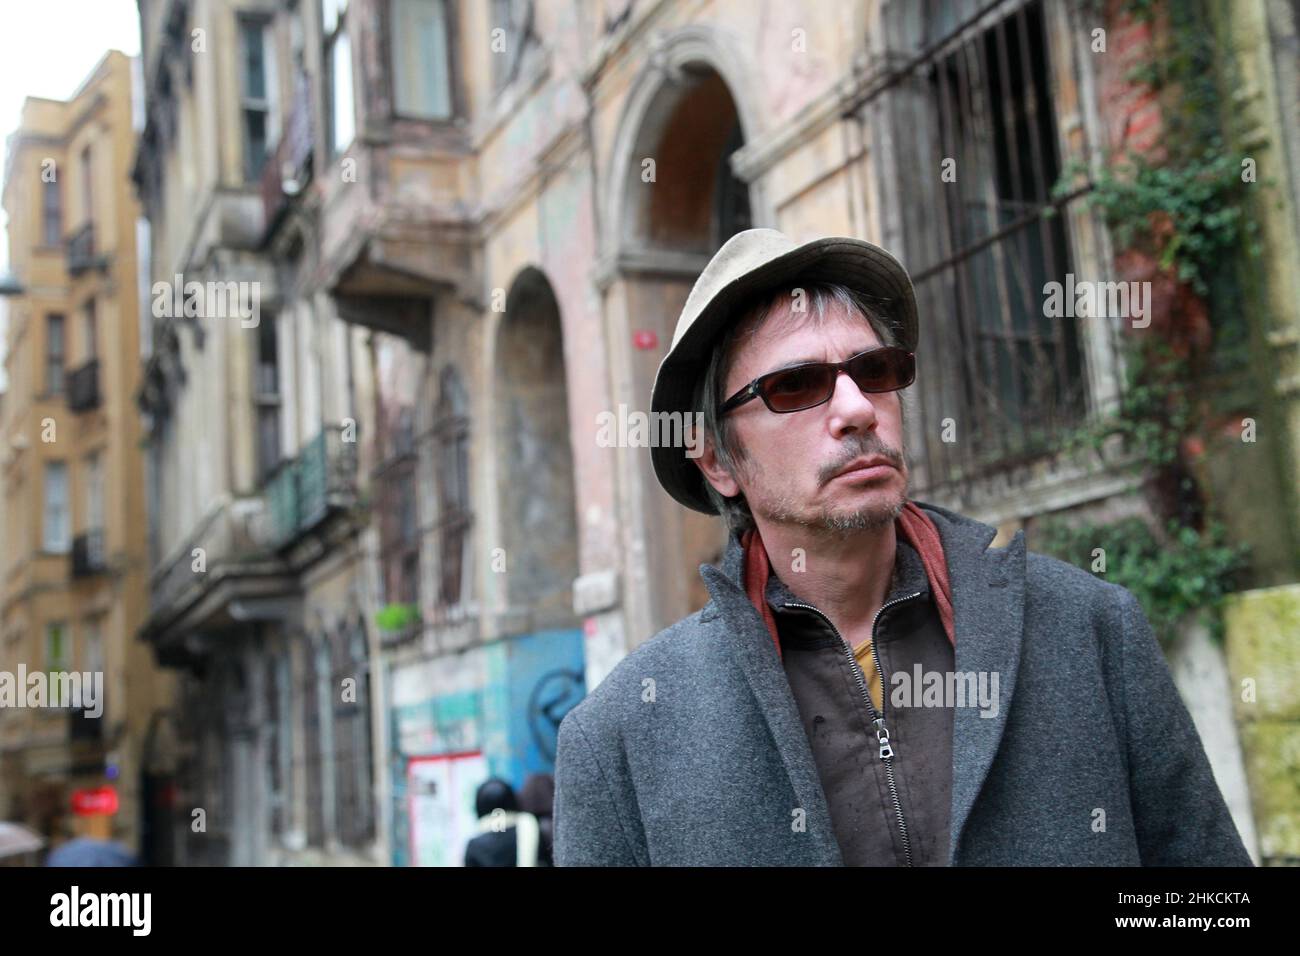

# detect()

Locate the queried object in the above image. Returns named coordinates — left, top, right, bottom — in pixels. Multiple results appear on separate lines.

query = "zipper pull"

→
left=874, top=717, right=895, bottom=759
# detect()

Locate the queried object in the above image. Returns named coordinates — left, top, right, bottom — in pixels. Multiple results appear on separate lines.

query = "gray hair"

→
left=692, top=282, right=902, bottom=536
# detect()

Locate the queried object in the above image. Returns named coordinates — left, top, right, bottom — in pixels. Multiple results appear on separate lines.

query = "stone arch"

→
left=493, top=266, right=580, bottom=632
left=603, top=24, right=769, bottom=250
left=602, top=29, right=764, bottom=637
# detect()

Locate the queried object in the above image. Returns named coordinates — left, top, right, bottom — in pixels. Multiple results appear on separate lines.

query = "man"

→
left=553, top=228, right=1252, bottom=866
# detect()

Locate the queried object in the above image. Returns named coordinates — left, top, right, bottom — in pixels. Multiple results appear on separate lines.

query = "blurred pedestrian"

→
left=45, top=837, right=138, bottom=867
left=463, top=777, right=541, bottom=867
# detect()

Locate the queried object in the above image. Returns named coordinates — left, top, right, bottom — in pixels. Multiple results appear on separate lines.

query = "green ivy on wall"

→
left=1037, top=0, right=1259, bottom=639
left=1035, top=515, right=1248, bottom=647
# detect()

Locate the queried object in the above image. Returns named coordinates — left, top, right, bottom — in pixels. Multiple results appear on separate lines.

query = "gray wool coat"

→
left=552, top=500, right=1253, bottom=866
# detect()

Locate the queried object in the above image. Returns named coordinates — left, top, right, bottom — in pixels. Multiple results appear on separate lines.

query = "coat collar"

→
left=698, top=498, right=1026, bottom=866
left=760, top=531, right=931, bottom=612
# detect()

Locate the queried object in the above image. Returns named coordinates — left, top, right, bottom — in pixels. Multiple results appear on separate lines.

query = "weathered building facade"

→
left=130, top=0, right=1299, bottom=865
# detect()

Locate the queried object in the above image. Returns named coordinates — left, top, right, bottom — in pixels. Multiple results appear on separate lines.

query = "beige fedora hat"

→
left=649, top=228, right=919, bottom=515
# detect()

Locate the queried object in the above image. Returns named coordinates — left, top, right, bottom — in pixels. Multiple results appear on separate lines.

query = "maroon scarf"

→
left=741, top=501, right=955, bottom=662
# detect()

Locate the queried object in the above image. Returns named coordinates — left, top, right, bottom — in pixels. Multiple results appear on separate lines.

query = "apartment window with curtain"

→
left=42, top=178, right=61, bottom=246
left=239, top=15, right=278, bottom=180
left=391, top=0, right=453, bottom=119
left=323, top=0, right=355, bottom=156
left=46, top=313, right=65, bottom=395
left=43, top=462, right=70, bottom=553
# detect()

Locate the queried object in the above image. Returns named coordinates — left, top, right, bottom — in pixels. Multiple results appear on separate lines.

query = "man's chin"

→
left=821, top=503, right=903, bottom=534
left=761, top=494, right=906, bottom=536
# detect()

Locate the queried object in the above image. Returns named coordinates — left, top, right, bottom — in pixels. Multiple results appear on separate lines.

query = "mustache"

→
left=820, top=435, right=906, bottom=484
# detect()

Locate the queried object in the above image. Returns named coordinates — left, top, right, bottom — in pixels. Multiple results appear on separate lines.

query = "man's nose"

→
left=826, top=369, right=878, bottom=434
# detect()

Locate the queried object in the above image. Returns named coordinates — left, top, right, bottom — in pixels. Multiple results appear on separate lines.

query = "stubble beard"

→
left=738, top=442, right=911, bottom=540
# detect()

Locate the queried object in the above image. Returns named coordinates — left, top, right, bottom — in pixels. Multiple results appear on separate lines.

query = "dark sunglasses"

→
left=718, top=346, right=915, bottom=415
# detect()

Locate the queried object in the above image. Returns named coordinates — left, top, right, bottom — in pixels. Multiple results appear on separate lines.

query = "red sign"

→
left=632, top=329, right=658, bottom=350
left=71, top=786, right=119, bottom=816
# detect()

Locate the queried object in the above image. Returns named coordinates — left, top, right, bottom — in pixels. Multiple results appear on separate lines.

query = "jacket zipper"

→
left=783, top=592, right=923, bottom=867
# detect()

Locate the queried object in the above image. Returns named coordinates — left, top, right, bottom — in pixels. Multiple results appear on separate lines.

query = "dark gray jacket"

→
left=553, top=500, right=1252, bottom=866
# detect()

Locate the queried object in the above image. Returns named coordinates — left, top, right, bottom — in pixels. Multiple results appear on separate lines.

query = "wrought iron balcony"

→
left=71, top=528, right=107, bottom=577
left=264, top=424, right=359, bottom=550
left=67, top=358, right=100, bottom=412
left=66, top=222, right=101, bottom=275
left=260, top=72, right=315, bottom=234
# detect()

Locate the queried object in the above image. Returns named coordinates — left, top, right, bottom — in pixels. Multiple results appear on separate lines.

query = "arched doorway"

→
left=605, top=38, right=761, bottom=639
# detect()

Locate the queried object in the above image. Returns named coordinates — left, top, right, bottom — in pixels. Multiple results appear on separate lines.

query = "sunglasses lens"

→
left=753, top=349, right=915, bottom=413
left=849, top=348, right=914, bottom=391
left=765, top=365, right=835, bottom=412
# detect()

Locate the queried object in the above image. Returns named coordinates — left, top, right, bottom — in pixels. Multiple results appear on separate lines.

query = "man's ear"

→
left=693, top=433, right=741, bottom=498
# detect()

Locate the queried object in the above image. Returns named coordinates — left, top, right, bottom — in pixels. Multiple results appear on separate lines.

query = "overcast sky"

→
left=0, top=0, right=142, bottom=271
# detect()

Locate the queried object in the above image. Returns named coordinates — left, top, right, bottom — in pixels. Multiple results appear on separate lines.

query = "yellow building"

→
left=0, top=50, right=174, bottom=859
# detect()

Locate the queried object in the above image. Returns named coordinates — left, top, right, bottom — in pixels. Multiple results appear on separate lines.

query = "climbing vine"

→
left=1036, top=0, right=1261, bottom=637
left=1035, top=514, right=1246, bottom=647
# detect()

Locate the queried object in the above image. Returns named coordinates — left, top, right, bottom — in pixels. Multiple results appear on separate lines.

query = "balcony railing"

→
left=265, top=424, right=359, bottom=550
left=66, top=222, right=100, bottom=275
left=260, top=72, right=314, bottom=234
left=71, top=528, right=107, bottom=577
left=67, top=358, right=101, bottom=412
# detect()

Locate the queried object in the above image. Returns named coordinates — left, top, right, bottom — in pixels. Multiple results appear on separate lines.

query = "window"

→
left=376, top=405, right=419, bottom=607
left=80, top=145, right=93, bottom=225
left=434, top=368, right=471, bottom=609
left=877, top=0, right=1085, bottom=481
left=239, top=16, right=278, bottom=180
left=46, top=314, right=65, bottom=394
left=489, top=0, right=534, bottom=93
left=42, top=179, right=62, bottom=246
left=43, top=462, right=70, bottom=553
left=300, top=637, right=327, bottom=847
left=330, top=618, right=374, bottom=847
left=255, top=317, right=281, bottom=483
left=265, top=654, right=292, bottom=838
left=83, top=298, right=97, bottom=361
left=45, top=622, right=68, bottom=672
left=83, top=618, right=104, bottom=675
left=392, top=0, right=452, bottom=119
left=323, top=0, right=355, bottom=156
left=85, top=450, right=104, bottom=533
